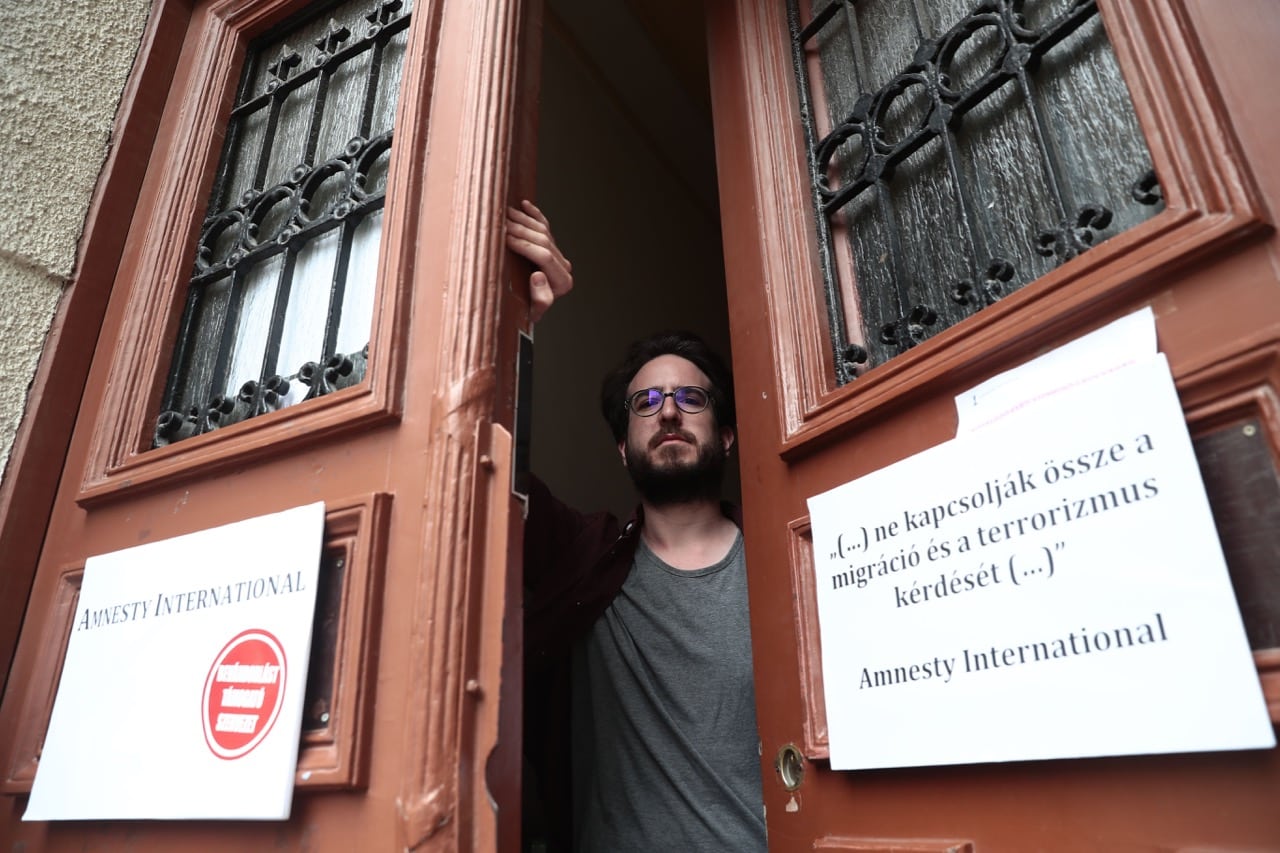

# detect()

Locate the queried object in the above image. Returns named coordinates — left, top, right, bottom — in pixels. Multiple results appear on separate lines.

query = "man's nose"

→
left=657, top=394, right=682, bottom=421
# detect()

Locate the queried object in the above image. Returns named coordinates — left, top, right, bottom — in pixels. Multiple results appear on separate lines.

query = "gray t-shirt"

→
left=571, top=531, right=766, bottom=852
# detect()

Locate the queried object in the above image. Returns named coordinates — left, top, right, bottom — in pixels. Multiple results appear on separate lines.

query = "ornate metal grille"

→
left=155, top=0, right=412, bottom=447
left=790, top=0, right=1164, bottom=383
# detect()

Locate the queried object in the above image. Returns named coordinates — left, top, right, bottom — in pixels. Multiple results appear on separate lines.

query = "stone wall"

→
left=0, top=0, right=152, bottom=484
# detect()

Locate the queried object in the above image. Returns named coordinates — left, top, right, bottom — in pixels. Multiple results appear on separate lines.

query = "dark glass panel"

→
left=794, top=0, right=1162, bottom=380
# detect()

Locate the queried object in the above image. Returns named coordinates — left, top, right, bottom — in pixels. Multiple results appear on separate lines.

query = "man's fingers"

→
left=529, top=271, right=554, bottom=323
left=508, top=201, right=550, bottom=232
left=507, top=206, right=539, bottom=228
left=544, top=262, right=573, bottom=298
left=505, top=216, right=540, bottom=240
left=506, top=200, right=571, bottom=323
left=506, top=233, right=553, bottom=267
left=519, top=199, right=550, bottom=226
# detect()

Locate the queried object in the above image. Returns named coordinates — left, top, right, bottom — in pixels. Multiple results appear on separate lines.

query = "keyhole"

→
left=776, top=744, right=805, bottom=791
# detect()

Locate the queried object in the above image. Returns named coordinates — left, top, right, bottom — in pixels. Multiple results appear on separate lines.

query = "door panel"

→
left=0, top=0, right=538, bottom=849
left=709, top=0, right=1280, bottom=848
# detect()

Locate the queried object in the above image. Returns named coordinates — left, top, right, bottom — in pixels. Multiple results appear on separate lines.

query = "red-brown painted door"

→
left=0, top=0, right=540, bottom=849
left=708, top=1, right=1280, bottom=849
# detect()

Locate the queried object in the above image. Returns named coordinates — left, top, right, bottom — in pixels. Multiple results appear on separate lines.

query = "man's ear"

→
left=618, top=439, right=628, bottom=467
left=721, top=427, right=736, bottom=454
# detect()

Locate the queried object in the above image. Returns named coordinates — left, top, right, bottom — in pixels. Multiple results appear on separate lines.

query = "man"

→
left=508, top=202, right=767, bottom=852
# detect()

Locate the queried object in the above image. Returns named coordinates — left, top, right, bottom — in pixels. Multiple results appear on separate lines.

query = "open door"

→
left=709, top=0, right=1280, bottom=849
left=0, top=0, right=540, bottom=848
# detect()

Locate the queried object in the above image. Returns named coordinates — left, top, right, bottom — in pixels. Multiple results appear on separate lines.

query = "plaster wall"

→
left=0, top=0, right=152, bottom=484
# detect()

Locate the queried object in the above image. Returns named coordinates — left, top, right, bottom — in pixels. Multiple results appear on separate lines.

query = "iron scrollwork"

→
left=154, top=344, right=369, bottom=447
left=1035, top=204, right=1114, bottom=262
left=791, top=0, right=1163, bottom=377
left=952, top=258, right=1017, bottom=309
left=1131, top=169, right=1162, bottom=206
left=193, top=133, right=391, bottom=283
left=154, top=0, right=410, bottom=449
left=880, top=304, right=939, bottom=352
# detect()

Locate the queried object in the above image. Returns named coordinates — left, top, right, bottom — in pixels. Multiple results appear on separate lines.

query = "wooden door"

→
left=708, top=0, right=1280, bottom=849
left=0, top=0, right=539, bottom=849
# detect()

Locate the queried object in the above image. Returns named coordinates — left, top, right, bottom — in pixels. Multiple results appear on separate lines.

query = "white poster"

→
left=808, top=357, right=1273, bottom=770
left=26, top=502, right=325, bottom=820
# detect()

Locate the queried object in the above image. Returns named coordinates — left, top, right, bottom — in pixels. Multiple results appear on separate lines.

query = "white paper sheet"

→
left=955, top=306, right=1157, bottom=433
left=810, top=357, right=1272, bottom=770
left=26, top=502, right=325, bottom=821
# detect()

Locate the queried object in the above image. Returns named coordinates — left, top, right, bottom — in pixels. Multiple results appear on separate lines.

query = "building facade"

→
left=2, top=0, right=1278, bottom=850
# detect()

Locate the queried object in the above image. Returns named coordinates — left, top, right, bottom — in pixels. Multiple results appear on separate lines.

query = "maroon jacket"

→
left=523, top=476, right=637, bottom=849
left=524, top=476, right=639, bottom=671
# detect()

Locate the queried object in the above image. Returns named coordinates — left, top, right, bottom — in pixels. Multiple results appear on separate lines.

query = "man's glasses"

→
left=626, top=386, right=711, bottom=417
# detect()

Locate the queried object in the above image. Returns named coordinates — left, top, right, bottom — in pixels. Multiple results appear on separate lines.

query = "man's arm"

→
left=523, top=474, right=590, bottom=590
left=504, top=199, right=579, bottom=581
left=506, top=200, right=573, bottom=323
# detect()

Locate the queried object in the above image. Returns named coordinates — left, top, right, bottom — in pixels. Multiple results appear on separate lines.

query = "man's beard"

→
left=625, top=430, right=726, bottom=507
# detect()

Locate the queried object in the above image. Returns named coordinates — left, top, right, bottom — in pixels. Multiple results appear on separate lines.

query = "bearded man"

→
left=510, top=203, right=766, bottom=853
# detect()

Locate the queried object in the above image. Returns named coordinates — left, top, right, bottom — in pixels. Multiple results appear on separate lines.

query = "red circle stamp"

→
left=202, top=629, right=287, bottom=760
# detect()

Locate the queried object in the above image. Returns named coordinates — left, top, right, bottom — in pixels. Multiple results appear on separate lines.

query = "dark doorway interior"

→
left=529, top=0, right=732, bottom=519
left=523, top=2, right=730, bottom=847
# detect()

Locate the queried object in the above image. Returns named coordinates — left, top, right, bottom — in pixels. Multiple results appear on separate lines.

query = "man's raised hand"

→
left=506, top=200, right=573, bottom=323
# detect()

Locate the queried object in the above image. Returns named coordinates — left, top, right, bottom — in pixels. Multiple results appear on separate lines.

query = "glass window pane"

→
left=316, top=45, right=373, bottom=161
left=371, top=25, right=410, bottom=136
left=793, top=0, right=1165, bottom=380
left=263, top=77, right=318, bottom=190
left=225, top=255, right=284, bottom=396
left=278, top=229, right=339, bottom=373
left=156, top=0, right=411, bottom=446
left=177, top=276, right=233, bottom=414
left=336, top=211, right=382, bottom=355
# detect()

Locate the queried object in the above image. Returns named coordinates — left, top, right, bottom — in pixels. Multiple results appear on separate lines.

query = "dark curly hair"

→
left=599, top=330, right=735, bottom=443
